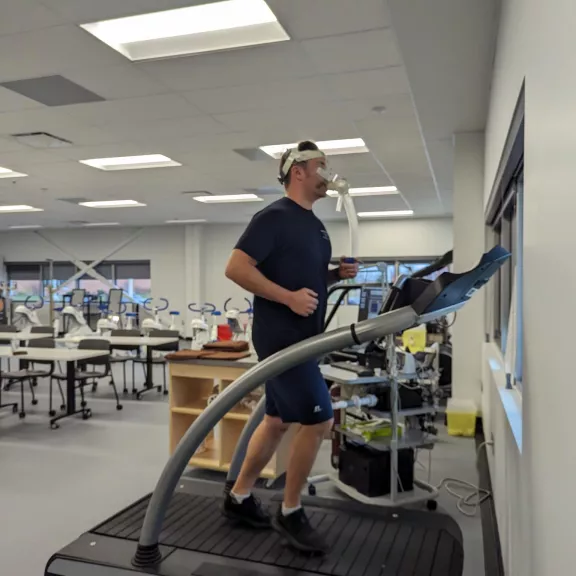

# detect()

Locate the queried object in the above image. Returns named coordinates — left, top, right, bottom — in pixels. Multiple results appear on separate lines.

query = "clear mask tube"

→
left=318, top=167, right=359, bottom=259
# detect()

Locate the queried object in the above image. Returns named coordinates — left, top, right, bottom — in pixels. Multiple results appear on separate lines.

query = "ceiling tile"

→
left=64, top=64, right=169, bottom=100
left=0, top=86, right=42, bottom=113
left=302, top=29, right=401, bottom=74
left=184, top=76, right=332, bottom=115
left=40, top=0, right=211, bottom=22
left=107, top=116, right=231, bottom=141
left=0, top=0, right=68, bottom=36
left=140, top=42, right=317, bottom=92
left=267, top=0, right=391, bottom=40
left=0, top=26, right=128, bottom=82
left=323, top=67, right=412, bottom=100
left=63, top=94, right=201, bottom=126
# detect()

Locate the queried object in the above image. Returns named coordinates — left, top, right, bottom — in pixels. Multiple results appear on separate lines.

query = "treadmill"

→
left=45, top=246, right=509, bottom=576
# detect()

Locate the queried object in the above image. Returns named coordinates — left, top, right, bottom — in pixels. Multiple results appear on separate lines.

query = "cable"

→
left=418, top=440, right=493, bottom=517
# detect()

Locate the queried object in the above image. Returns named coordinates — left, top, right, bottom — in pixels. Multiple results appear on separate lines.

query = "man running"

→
left=222, top=140, right=358, bottom=553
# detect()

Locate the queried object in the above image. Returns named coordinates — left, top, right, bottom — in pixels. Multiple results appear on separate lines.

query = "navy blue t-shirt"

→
left=235, top=197, right=332, bottom=357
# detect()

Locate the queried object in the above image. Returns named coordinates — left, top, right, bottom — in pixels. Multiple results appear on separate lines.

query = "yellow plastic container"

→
left=446, top=399, right=477, bottom=437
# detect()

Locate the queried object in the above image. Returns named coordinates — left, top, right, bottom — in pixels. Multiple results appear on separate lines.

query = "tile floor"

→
left=0, top=367, right=485, bottom=576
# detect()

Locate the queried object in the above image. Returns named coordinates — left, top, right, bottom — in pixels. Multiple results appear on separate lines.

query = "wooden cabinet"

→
left=169, top=360, right=292, bottom=480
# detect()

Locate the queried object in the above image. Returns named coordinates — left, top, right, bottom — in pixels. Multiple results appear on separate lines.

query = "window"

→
left=491, top=168, right=524, bottom=388
left=6, top=260, right=152, bottom=305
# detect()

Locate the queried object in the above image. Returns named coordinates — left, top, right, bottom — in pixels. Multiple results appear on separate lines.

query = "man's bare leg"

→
left=232, top=415, right=290, bottom=496
left=283, top=418, right=333, bottom=509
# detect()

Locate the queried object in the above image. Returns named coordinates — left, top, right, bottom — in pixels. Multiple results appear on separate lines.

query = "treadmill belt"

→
left=93, top=488, right=464, bottom=576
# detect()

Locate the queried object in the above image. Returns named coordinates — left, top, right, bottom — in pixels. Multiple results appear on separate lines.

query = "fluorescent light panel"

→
left=193, top=194, right=262, bottom=204
left=358, top=210, right=414, bottom=218
left=82, top=222, right=120, bottom=227
left=0, top=166, right=28, bottom=178
left=79, top=154, right=181, bottom=171
left=80, top=0, right=290, bottom=62
left=9, top=224, right=42, bottom=229
left=0, top=205, right=43, bottom=213
left=260, top=138, right=368, bottom=159
left=327, top=186, right=398, bottom=198
left=79, top=200, right=146, bottom=208
left=165, top=219, right=207, bottom=224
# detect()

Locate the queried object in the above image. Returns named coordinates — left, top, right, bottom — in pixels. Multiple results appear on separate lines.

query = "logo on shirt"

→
left=320, top=229, right=329, bottom=241
left=313, top=405, right=322, bottom=413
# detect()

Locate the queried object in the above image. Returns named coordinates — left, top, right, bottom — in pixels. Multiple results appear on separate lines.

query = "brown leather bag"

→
left=203, top=340, right=249, bottom=352
left=165, top=348, right=252, bottom=361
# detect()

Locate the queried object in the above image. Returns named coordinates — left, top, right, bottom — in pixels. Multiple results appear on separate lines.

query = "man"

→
left=222, top=140, right=358, bottom=553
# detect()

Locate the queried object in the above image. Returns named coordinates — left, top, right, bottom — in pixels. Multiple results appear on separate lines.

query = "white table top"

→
left=57, top=336, right=178, bottom=347
left=0, top=332, right=53, bottom=341
left=0, top=346, right=108, bottom=362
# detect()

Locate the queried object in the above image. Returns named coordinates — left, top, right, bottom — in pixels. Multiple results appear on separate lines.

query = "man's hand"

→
left=287, top=288, right=319, bottom=317
left=337, top=256, right=359, bottom=280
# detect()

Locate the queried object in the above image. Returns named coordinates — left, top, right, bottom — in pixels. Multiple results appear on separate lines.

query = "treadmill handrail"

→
left=135, top=306, right=418, bottom=553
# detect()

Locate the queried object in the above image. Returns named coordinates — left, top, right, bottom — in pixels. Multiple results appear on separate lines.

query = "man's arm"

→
left=226, top=249, right=293, bottom=306
left=226, top=250, right=319, bottom=317
left=327, top=257, right=360, bottom=286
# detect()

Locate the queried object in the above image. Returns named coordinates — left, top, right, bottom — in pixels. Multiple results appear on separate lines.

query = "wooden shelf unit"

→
left=169, top=361, right=291, bottom=480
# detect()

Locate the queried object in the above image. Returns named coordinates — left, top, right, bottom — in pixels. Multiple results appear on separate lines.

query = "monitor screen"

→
left=108, top=288, right=123, bottom=315
left=358, top=287, right=383, bottom=321
left=71, top=289, right=85, bottom=307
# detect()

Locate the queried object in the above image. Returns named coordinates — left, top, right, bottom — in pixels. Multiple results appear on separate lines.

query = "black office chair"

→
left=0, top=325, right=19, bottom=378
left=0, top=337, right=58, bottom=419
left=134, top=329, right=179, bottom=399
left=24, top=337, right=66, bottom=417
left=53, top=339, right=123, bottom=413
left=30, top=326, right=55, bottom=335
left=108, top=329, right=141, bottom=395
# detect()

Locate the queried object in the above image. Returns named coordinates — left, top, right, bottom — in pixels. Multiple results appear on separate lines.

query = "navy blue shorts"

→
left=264, top=360, right=333, bottom=425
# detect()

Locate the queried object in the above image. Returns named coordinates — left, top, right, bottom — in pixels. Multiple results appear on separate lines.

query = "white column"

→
left=184, top=225, right=204, bottom=338
left=451, top=132, right=485, bottom=406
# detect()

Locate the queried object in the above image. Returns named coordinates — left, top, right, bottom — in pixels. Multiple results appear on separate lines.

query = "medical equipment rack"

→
left=316, top=333, right=440, bottom=509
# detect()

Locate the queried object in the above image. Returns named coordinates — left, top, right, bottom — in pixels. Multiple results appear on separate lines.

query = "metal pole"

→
left=47, top=259, right=55, bottom=325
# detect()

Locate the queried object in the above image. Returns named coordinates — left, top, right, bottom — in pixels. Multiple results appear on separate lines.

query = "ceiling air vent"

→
left=13, top=132, right=73, bottom=149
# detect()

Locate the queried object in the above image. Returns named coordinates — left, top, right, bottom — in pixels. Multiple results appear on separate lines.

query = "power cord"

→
left=418, top=440, right=493, bottom=517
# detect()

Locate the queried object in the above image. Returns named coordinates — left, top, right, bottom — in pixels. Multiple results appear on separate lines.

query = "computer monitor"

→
left=70, top=289, right=85, bottom=307
left=358, top=286, right=384, bottom=322
left=108, top=288, right=123, bottom=315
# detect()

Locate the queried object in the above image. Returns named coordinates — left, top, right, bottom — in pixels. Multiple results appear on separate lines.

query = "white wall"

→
left=0, top=217, right=453, bottom=329
left=483, top=0, right=576, bottom=574
left=452, top=133, right=486, bottom=406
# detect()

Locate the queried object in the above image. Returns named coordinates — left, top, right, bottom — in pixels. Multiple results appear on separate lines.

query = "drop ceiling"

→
left=0, top=0, right=494, bottom=229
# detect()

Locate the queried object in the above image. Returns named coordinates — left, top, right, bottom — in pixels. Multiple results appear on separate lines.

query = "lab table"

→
left=58, top=335, right=180, bottom=393
left=0, top=346, right=109, bottom=426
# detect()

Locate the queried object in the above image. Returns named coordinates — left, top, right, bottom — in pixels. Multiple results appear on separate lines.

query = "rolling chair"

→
left=134, top=329, right=179, bottom=400
left=52, top=339, right=123, bottom=415
left=0, top=325, right=19, bottom=378
left=108, top=329, right=141, bottom=395
left=0, top=337, right=58, bottom=419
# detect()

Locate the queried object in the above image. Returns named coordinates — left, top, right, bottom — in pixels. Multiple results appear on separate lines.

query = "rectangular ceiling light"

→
left=193, top=194, right=262, bottom=204
left=78, top=200, right=146, bottom=208
left=327, top=186, right=398, bottom=198
left=358, top=210, right=414, bottom=218
left=260, top=138, right=368, bottom=159
left=79, top=154, right=181, bottom=171
left=82, top=222, right=120, bottom=227
left=0, top=166, right=28, bottom=178
left=165, top=219, right=207, bottom=224
left=0, top=205, right=43, bottom=213
left=9, top=224, right=43, bottom=229
left=80, top=0, right=289, bottom=62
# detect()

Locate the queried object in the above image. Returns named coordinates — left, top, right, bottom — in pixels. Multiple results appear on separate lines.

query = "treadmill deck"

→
left=49, top=480, right=464, bottom=576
